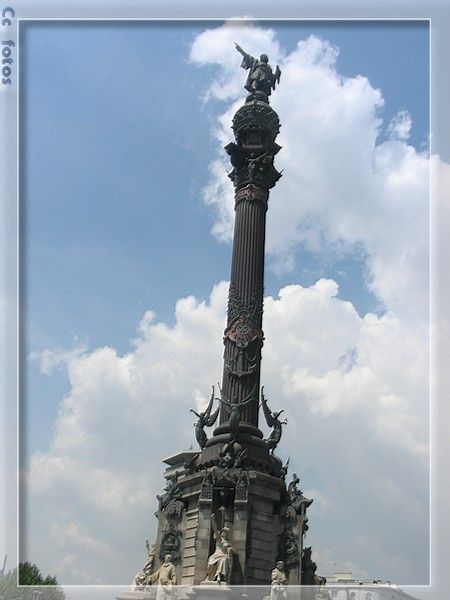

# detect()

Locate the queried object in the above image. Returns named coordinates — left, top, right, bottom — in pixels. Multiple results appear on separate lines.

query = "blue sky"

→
left=19, top=20, right=430, bottom=585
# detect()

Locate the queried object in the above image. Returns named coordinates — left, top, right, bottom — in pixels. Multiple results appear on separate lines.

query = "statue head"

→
left=276, top=561, right=284, bottom=570
left=260, top=54, right=269, bottom=63
left=221, top=522, right=232, bottom=540
left=164, top=554, right=172, bottom=564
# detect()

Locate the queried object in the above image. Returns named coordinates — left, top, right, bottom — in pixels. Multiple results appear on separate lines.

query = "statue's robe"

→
left=239, top=53, right=274, bottom=94
left=150, top=562, right=177, bottom=600
left=151, top=562, right=177, bottom=586
left=206, top=541, right=233, bottom=583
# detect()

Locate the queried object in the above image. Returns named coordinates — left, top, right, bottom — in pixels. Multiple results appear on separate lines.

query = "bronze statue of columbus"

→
left=235, top=43, right=281, bottom=102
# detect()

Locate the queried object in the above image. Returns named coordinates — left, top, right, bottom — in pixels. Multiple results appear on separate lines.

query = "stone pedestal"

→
left=116, top=590, right=157, bottom=600
left=192, top=582, right=233, bottom=600
left=148, top=454, right=307, bottom=587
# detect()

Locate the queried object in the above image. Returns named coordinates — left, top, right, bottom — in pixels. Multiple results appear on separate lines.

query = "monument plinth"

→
left=128, top=45, right=320, bottom=593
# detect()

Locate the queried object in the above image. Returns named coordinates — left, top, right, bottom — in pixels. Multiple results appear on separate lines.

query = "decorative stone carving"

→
left=224, top=284, right=264, bottom=379
left=204, top=515, right=236, bottom=584
left=280, top=458, right=290, bottom=481
left=217, top=385, right=256, bottom=441
left=132, top=570, right=148, bottom=591
left=190, top=386, right=220, bottom=449
left=232, top=101, right=281, bottom=144
left=301, top=546, right=327, bottom=588
left=228, top=150, right=282, bottom=192
left=278, top=527, right=299, bottom=573
left=183, top=452, right=199, bottom=473
left=156, top=474, right=184, bottom=567
left=302, top=516, right=309, bottom=534
left=218, top=440, right=248, bottom=471
left=287, top=473, right=300, bottom=498
left=132, top=540, right=156, bottom=590
left=235, top=471, right=249, bottom=501
left=224, top=282, right=264, bottom=348
left=224, top=336, right=261, bottom=378
left=227, top=282, right=260, bottom=321
left=288, top=473, right=313, bottom=514
left=279, top=504, right=297, bottom=523
left=159, top=525, right=182, bottom=564
left=224, top=141, right=247, bottom=170
left=234, top=183, right=269, bottom=206
left=261, top=387, right=287, bottom=454
left=224, top=314, right=263, bottom=349
left=164, top=499, right=184, bottom=523
left=200, top=471, right=214, bottom=500
left=301, top=546, right=317, bottom=585
left=294, top=492, right=313, bottom=513
left=157, top=475, right=181, bottom=511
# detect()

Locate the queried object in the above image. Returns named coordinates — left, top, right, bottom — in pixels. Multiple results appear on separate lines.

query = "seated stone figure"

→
left=204, top=517, right=235, bottom=584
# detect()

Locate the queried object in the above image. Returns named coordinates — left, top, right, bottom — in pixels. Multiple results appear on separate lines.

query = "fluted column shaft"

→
left=219, top=194, right=267, bottom=427
left=211, top=98, right=281, bottom=444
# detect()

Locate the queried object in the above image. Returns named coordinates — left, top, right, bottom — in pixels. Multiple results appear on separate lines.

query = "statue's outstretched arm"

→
left=150, top=570, right=159, bottom=585
left=234, top=42, right=245, bottom=56
left=235, top=42, right=254, bottom=70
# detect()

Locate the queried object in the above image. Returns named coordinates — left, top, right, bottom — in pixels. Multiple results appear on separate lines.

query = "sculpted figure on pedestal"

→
left=150, top=554, right=177, bottom=600
left=271, top=561, right=288, bottom=600
left=261, top=387, right=287, bottom=454
left=132, top=540, right=156, bottom=590
left=288, top=473, right=300, bottom=497
left=280, top=458, right=290, bottom=481
left=157, top=475, right=181, bottom=510
left=288, top=473, right=313, bottom=513
left=217, top=384, right=256, bottom=441
left=218, top=439, right=248, bottom=470
left=190, top=386, right=220, bottom=449
left=235, top=43, right=281, bottom=101
left=205, top=515, right=235, bottom=584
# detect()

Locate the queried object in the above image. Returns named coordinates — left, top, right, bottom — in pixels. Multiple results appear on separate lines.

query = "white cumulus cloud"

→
left=25, top=279, right=428, bottom=584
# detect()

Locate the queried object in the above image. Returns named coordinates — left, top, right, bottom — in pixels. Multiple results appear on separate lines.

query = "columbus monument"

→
left=129, top=45, right=323, bottom=592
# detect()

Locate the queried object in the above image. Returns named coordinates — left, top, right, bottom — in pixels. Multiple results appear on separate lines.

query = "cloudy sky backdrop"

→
left=19, top=19, right=430, bottom=585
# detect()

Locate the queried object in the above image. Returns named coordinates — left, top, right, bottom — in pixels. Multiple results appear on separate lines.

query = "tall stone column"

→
left=208, top=98, right=282, bottom=450
left=125, top=48, right=321, bottom=592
